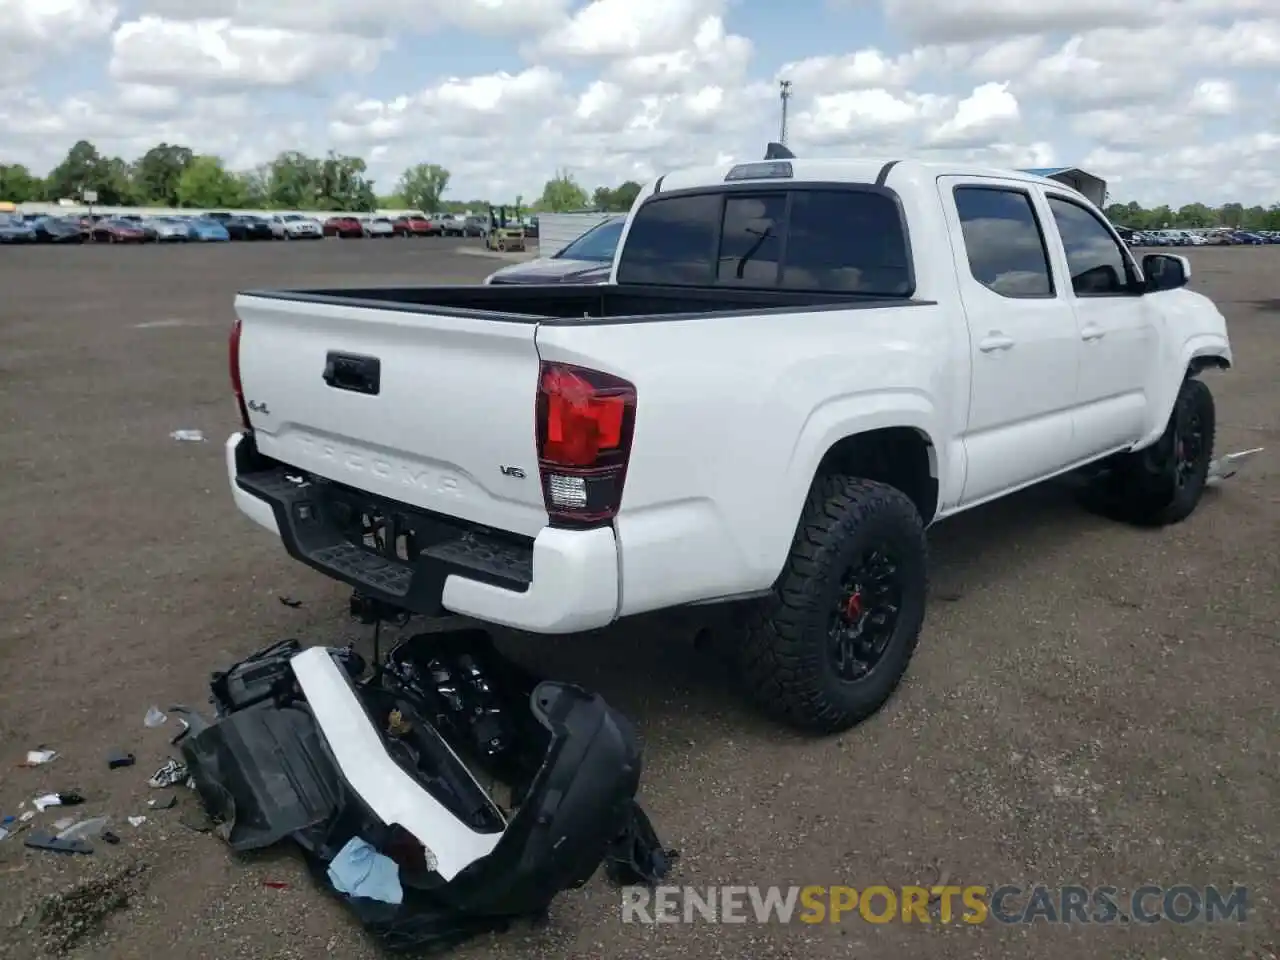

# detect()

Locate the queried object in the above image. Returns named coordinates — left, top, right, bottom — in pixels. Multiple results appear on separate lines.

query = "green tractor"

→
left=485, top=205, right=526, bottom=252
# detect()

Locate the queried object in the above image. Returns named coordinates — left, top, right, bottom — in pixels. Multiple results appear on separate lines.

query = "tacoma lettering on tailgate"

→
left=295, top=436, right=461, bottom=495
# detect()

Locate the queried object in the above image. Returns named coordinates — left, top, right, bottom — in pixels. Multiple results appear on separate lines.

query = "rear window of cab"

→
left=616, top=186, right=914, bottom=297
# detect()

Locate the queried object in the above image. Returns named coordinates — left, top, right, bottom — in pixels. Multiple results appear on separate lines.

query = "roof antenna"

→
left=764, top=142, right=795, bottom=160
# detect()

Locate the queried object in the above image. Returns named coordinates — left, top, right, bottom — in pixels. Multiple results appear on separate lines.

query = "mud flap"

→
left=181, top=633, right=674, bottom=952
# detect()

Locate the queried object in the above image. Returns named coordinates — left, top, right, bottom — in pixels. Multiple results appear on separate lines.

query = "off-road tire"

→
left=1109, top=377, right=1216, bottom=526
left=738, top=476, right=929, bottom=735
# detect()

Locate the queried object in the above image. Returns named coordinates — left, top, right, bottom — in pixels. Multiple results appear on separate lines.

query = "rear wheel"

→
left=738, top=476, right=928, bottom=734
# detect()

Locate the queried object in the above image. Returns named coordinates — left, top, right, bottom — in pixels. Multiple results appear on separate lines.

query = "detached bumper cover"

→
left=180, top=635, right=672, bottom=952
left=226, top=432, right=619, bottom=633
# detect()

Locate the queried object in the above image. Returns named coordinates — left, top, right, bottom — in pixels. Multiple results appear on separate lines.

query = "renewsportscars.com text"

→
left=621, top=884, right=1249, bottom=925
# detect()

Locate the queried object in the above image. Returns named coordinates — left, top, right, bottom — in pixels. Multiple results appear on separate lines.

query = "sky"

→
left=2, top=0, right=1279, bottom=206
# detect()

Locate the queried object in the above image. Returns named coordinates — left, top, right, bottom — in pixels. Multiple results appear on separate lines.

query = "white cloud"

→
left=608, top=16, right=752, bottom=94
left=0, top=0, right=1277, bottom=207
left=110, top=16, right=386, bottom=89
left=929, top=82, right=1020, bottom=147
left=533, top=0, right=724, bottom=59
left=1188, top=79, right=1238, bottom=116
left=129, top=0, right=569, bottom=37
left=1, top=0, right=118, bottom=81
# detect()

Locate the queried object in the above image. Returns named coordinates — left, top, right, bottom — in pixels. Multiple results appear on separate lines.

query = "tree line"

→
left=1105, top=200, right=1280, bottom=232
left=0, top=140, right=643, bottom=215
left=29, top=140, right=1273, bottom=227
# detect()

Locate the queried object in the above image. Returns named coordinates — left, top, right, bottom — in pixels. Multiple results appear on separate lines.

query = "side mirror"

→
left=1142, top=253, right=1190, bottom=292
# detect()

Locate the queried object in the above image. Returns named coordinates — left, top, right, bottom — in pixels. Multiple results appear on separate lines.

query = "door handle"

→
left=978, top=334, right=1015, bottom=352
left=1081, top=325, right=1106, bottom=341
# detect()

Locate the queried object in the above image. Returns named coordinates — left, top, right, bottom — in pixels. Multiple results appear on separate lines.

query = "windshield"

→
left=0, top=214, right=21, bottom=226
left=556, top=218, right=624, bottom=262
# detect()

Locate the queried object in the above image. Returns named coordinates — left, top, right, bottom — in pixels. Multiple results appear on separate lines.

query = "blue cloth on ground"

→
left=326, top=836, right=404, bottom=905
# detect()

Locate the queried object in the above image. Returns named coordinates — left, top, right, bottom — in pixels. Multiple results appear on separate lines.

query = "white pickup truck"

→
left=226, top=156, right=1232, bottom=734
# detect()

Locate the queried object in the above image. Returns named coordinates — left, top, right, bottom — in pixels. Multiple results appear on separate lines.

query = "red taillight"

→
left=536, top=362, right=636, bottom=527
left=229, top=318, right=251, bottom=431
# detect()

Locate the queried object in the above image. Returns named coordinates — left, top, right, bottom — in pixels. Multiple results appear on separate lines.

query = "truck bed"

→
left=238, top=282, right=930, bottom=325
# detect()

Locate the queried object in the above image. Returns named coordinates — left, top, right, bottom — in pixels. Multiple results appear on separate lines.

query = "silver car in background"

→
left=269, top=214, right=324, bottom=239
left=150, top=217, right=193, bottom=242
left=361, top=216, right=395, bottom=238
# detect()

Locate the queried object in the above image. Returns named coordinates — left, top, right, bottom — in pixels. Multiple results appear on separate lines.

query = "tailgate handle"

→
left=322, top=352, right=381, bottom=395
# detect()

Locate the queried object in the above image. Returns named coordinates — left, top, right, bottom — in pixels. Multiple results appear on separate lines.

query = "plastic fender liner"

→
left=432, top=681, right=644, bottom=916
left=290, top=645, right=505, bottom=880
left=180, top=703, right=345, bottom=852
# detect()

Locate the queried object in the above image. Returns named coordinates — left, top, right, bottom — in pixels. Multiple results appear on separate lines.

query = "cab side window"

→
left=953, top=187, right=1054, bottom=298
left=1046, top=196, right=1134, bottom=296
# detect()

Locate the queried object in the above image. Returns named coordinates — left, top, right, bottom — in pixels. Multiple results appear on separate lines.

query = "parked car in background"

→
left=32, top=216, right=86, bottom=243
left=392, top=214, right=433, bottom=237
left=484, top=215, right=623, bottom=285
left=189, top=218, right=231, bottom=242
left=114, top=215, right=159, bottom=242
left=277, top=214, right=323, bottom=239
left=91, top=218, right=147, bottom=243
left=362, top=216, right=395, bottom=238
left=225, top=215, right=274, bottom=241
left=0, top=213, right=37, bottom=243
left=524, top=216, right=539, bottom=239
left=151, top=217, right=193, bottom=242
left=463, top=216, right=487, bottom=237
left=1231, top=231, right=1265, bottom=245
left=324, top=216, right=364, bottom=238
left=439, top=215, right=466, bottom=237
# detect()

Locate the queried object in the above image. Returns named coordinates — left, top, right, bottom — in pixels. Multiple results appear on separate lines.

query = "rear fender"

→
left=767, top=391, right=942, bottom=575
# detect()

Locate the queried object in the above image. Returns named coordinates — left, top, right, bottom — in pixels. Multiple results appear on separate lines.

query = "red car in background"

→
left=90, top=218, right=148, bottom=243
left=391, top=215, right=435, bottom=237
left=323, top=216, right=364, bottom=238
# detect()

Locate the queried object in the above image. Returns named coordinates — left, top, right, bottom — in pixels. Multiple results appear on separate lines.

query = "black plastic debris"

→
left=107, top=750, right=136, bottom=770
left=278, top=596, right=303, bottom=608
left=180, top=631, right=674, bottom=953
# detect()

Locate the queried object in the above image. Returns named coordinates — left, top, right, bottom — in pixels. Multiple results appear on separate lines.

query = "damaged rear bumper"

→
left=180, top=635, right=671, bottom=952
left=226, top=432, right=619, bottom=633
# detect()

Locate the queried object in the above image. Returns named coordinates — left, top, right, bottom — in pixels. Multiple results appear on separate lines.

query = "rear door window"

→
left=952, top=187, right=1054, bottom=297
left=616, top=187, right=912, bottom=295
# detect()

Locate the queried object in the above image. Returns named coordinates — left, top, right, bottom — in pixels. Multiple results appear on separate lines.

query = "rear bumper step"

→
left=227, top=433, right=620, bottom=633
left=236, top=464, right=533, bottom=612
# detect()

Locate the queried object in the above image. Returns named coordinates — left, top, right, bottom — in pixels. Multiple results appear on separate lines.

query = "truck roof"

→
left=651, top=158, right=1084, bottom=201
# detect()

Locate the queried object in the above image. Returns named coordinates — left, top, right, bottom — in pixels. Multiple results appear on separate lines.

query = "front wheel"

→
left=738, top=476, right=928, bottom=734
left=1106, top=377, right=1216, bottom=526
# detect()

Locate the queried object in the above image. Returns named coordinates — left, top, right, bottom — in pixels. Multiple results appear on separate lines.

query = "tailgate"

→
left=235, top=294, right=547, bottom=537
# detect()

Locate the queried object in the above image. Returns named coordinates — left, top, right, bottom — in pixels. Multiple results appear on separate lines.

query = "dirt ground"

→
left=0, top=238, right=1277, bottom=960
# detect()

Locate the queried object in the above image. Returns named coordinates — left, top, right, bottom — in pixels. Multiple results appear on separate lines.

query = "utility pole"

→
left=778, top=80, right=792, bottom=146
